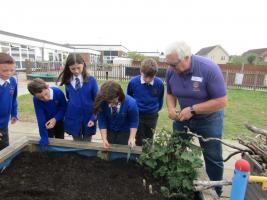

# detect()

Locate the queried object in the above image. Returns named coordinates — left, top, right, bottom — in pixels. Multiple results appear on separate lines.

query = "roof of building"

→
left=66, top=44, right=129, bottom=52
left=196, top=45, right=229, bottom=56
left=242, top=48, right=267, bottom=56
left=0, top=30, right=71, bottom=49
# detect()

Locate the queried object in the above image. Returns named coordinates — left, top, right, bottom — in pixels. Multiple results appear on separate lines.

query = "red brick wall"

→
left=80, top=53, right=90, bottom=65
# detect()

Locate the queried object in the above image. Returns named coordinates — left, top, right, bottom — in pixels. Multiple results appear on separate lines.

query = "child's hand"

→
left=45, top=118, right=56, bottom=129
left=0, top=132, right=2, bottom=141
left=128, top=137, right=136, bottom=148
left=11, top=117, right=17, bottom=124
left=102, top=139, right=111, bottom=149
left=87, top=120, right=94, bottom=127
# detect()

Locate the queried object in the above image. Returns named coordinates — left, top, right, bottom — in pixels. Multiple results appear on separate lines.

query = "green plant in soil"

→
left=139, top=129, right=203, bottom=199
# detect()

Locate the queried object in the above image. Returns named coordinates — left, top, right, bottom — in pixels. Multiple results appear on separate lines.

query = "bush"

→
left=139, top=129, right=203, bottom=199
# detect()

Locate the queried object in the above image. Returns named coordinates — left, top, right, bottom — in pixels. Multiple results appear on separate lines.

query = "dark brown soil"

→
left=0, top=152, right=166, bottom=200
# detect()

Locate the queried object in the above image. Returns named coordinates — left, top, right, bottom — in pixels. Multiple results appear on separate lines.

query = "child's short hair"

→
left=27, top=78, right=48, bottom=95
left=140, top=58, right=158, bottom=77
left=0, top=53, right=15, bottom=64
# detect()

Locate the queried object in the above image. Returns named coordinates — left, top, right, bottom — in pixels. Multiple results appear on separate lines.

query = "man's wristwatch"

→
left=190, top=106, right=196, bottom=115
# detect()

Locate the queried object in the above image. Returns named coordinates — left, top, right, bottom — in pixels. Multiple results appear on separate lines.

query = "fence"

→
left=223, top=70, right=267, bottom=90
left=89, top=65, right=267, bottom=90
left=25, top=61, right=267, bottom=90
left=25, top=61, right=63, bottom=82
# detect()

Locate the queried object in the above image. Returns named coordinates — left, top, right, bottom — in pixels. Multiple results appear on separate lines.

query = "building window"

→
left=104, top=51, right=118, bottom=56
left=58, top=53, right=62, bottom=62
left=21, top=48, right=28, bottom=60
left=0, top=46, right=10, bottom=54
left=48, top=53, right=54, bottom=61
left=0, top=42, right=9, bottom=46
left=221, top=56, right=225, bottom=60
left=10, top=46, right=20, bottom=61
left=111, top=51, right=118, bottom=56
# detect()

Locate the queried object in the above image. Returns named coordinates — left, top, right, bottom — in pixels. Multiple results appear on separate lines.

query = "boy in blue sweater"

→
left=94, top=81, right=139, bottom=149
left=28, top=78, right=67, bottom=145
left=127, top=58, right=164, bottom=145
left=0, top=53, right=18, bottom=150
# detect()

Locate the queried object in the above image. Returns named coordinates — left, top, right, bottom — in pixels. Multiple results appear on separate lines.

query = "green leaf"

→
left=160, top=186, right=170, bottom=198
left=145, top=159, right=157, bottom=169
left=182, top=179, right=193, bottom=190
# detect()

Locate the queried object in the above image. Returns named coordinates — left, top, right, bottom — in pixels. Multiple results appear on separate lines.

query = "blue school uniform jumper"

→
left=64, top=76, right=98, bottom=137
left=0, top=76, right=18, bottom=150
left=127, top=75, right=164, bottom=145
left=33, top=87, right=67, bottom=144
left=127, top=75, right=164, bottom=114
left=98, top=95, right=139, bottom=145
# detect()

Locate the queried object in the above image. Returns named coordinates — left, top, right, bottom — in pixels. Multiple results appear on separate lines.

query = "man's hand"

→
left=178, top=107, right=193, bottom=121
left=45, top=118, right=56, bottom=129
left=0, top=132, right=2, bottom=141
left=168, top=108, right=180, bottom=120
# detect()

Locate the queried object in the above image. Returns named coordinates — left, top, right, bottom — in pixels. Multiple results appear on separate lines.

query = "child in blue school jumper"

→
left=127, top=58, right=164, bottom=145
left=27, top=78, right=67, bottom=145
left=93, top=81, right=139, bottom=149
left=0, top=53, right=18, bottom=151
left=58, top=53, right=98, bottom=141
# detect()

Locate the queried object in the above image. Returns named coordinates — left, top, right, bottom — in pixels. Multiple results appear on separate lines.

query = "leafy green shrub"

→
left=139, top=129, right=203, bottom=199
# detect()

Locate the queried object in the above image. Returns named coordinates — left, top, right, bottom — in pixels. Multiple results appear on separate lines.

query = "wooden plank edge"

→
left=26, top=136, right=143, bottom=155
left=0, top=136, right=29, bottom=163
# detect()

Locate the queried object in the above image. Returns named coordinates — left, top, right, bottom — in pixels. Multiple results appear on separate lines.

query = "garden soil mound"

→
left=0, top=152, right=166, bottom=200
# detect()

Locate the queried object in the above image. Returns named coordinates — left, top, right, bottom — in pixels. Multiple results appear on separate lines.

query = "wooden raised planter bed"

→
left=0, top=136, right=218, bottom=200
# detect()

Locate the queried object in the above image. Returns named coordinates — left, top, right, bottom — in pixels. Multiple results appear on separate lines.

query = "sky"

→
left=0, top=0, right=267, bottom=55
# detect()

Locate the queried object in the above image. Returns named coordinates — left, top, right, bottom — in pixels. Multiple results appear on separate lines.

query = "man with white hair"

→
left=165, top=41, right=227, bottom=196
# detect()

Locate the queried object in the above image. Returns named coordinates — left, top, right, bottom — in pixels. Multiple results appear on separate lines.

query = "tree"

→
left=127, top=51, right=145, bottom=61
left=246, top=54, right=257, bottom=64
left=228, top=55, right=245, bottom=64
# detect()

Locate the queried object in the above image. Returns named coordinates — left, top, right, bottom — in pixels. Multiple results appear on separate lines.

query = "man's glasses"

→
left=167, top=60, right=182, bottom=68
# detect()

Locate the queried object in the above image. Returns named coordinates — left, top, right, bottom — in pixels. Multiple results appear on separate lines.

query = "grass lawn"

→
left=18, top=80, right=267, bottom=139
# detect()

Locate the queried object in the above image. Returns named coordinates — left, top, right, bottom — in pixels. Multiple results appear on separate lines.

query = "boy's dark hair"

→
left=27, top=78, right=48, bottom=95
left=140, top=58, right=158, bottom=77
left=0, top=53, right=15, bottom=64
left=57, top=53, right=88, bottom=86
left=93, top=80, right=125, bottom=114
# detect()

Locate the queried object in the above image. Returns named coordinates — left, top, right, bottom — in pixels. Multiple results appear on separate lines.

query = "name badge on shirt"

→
left=191, top=76, right=203, bottom=82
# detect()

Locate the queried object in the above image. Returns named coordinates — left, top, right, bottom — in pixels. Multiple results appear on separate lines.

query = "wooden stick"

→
left=245, top=123, right=267, bottom=137
left=185, top=127, right=248, bottom=152
left=194, top=180, right=232, bottom=191
left=223, top=150, right=252, bottom=162
left=245, top=123, right=267, bottom=145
